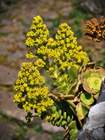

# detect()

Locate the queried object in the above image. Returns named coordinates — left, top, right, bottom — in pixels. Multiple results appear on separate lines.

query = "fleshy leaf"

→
left=81, top=68, right=105, bottom=94
left=76, top=102, right=88, bottom=121
left=68, top=121, right=78, bottom=140
left=80, top=92, right=94, bottom=106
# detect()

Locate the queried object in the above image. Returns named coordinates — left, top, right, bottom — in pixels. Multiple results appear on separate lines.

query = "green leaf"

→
left=68, top=121, right=78, bottom=140
left=58, top=110, right=62, bottom=116
left=76, top=102, right=88, bottom=121
left=55, top=116, right=63, bottom=126
left=63, top=112, right=67, bottom=119
left=68, top=67, right=78, bottom=81
left=61, top=120, right=67, bottom=127
left=80, top=92, right=94, bottom=106
left=67, top=116, right=71, bottom=123
left=82, top=69, right=105, bottom=94
left=70, top=129, right=78, bottom=140
left=68, top=121, right=76, bottom=129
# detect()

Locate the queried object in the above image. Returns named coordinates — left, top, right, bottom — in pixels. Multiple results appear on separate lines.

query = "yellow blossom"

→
left=14, top=16, right=89, bottom=120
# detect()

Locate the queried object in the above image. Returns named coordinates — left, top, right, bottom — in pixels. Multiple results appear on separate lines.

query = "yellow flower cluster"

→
left=14, top=16, right=89, bottom=118
left=55, top=23, right=89, bottom=68
left=25, top=16, right=49, bottom=48
left=26, top=52, right=35, bottom=59
left=35, top=22, right=89, bottom=93
left=14, top=62, right=54, bottom=115
left=34, top=58, right=46, bottom=68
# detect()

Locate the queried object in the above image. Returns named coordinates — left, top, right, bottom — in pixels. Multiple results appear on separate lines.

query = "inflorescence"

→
left=14, top=16, right=90, bottom=140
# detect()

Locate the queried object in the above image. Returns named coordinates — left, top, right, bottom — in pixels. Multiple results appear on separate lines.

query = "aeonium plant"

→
left=13, top=16, right=105, bottom=140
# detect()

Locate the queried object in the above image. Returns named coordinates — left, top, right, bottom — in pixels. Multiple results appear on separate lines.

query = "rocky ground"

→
left=0, top=0, right=104, bottom=140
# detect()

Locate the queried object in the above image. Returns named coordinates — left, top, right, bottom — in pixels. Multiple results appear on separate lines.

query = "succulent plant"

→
left=13, top=16, right=105, bottom=140
left=81, top=68, right=105, bottom=95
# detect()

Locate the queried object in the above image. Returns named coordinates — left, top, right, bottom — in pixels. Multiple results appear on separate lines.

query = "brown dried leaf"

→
left=85, top=17, right=105, bottom=42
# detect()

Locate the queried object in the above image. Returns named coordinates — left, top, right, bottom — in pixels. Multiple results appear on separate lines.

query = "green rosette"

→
left=81, top=68, right=105, bottom=95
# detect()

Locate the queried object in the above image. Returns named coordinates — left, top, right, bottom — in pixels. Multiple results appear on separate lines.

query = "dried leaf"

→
left=85, top=17, right=105, bottom=42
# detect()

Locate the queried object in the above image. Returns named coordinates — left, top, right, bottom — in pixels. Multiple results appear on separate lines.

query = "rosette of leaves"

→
left=14, top=16, right=92, bottom=140
left=72, top=66, right=105, bottom=128
left=81, top=67, right=105, bottom=96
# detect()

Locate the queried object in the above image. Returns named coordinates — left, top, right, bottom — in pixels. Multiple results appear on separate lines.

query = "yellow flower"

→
left=26, top=52, right=35, bottom=59
left=25, top=37, right=35, bottom=47
left=34, top=59, right=45, bottom=68
left=25, top=16, right=49, bottom=50
left=14, top=16, right=90, bottom=119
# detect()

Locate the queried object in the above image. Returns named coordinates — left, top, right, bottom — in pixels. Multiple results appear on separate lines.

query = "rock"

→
left=59, top=7, right=72, bottom=17
left=45, top=21, right=53, bottom=29
left=0, top=89, right=26, bottom=122
left=78, top=127, right=105, bottom=140
left=0, top=55, right=8, bottom=64
left=25, top=129, right=38, bottom=140
left=26, top=129, right=52, bottom=140
left=0, top=65, right=18, bottom=85
left=42, top=122, right=64, bottom=133
left=84, top=102, right=105, bottom=130
left=0, top=121, right=20, bottom=140
left=0, top=45, right=9, bottom=56
left=35, top=133, right=52, bottom=140
left=55, top=0, right=71, bottom=10
left=8, top=50, right=26, bottom=61
left=79, top=37, right=105, bottom=62
left=80, top=0, right=105, bottom=15
left=42, top=12, right=58, bottom=20
left=78, top=102, right=105, bottom=140
left=97, top=77, right=105, bottom=103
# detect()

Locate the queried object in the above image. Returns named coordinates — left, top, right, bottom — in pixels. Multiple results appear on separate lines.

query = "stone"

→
left=26, top=129, right=52, bottom=140
left=84, top=102, right=105, bottom=130
left=0, top=121, right=20, bottom=140
left=80, top=0, right=105, bottom=15
left=59, top=7, right=72, bottom=17
left=79, top=37, right=105, bottom=62
left=0, top=45, right=9, bottom=56
left=42, top=12, right=58, bottom=20
left=97, top=77, right=105, bottom=103
left=45, top=21, right=53, bottom=29
left=78, top=102, right=105, bottom=140
left=0, top=89, right=26, bottom=122
left=8, top=50, right=26, bottom=61
left=35, top=133, right=52, bottom=140
left=42, top=122, right=64, bottom=133
left=0, top=65, right=18, bottom=85
left=78, top=126, right=105, bottom=140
